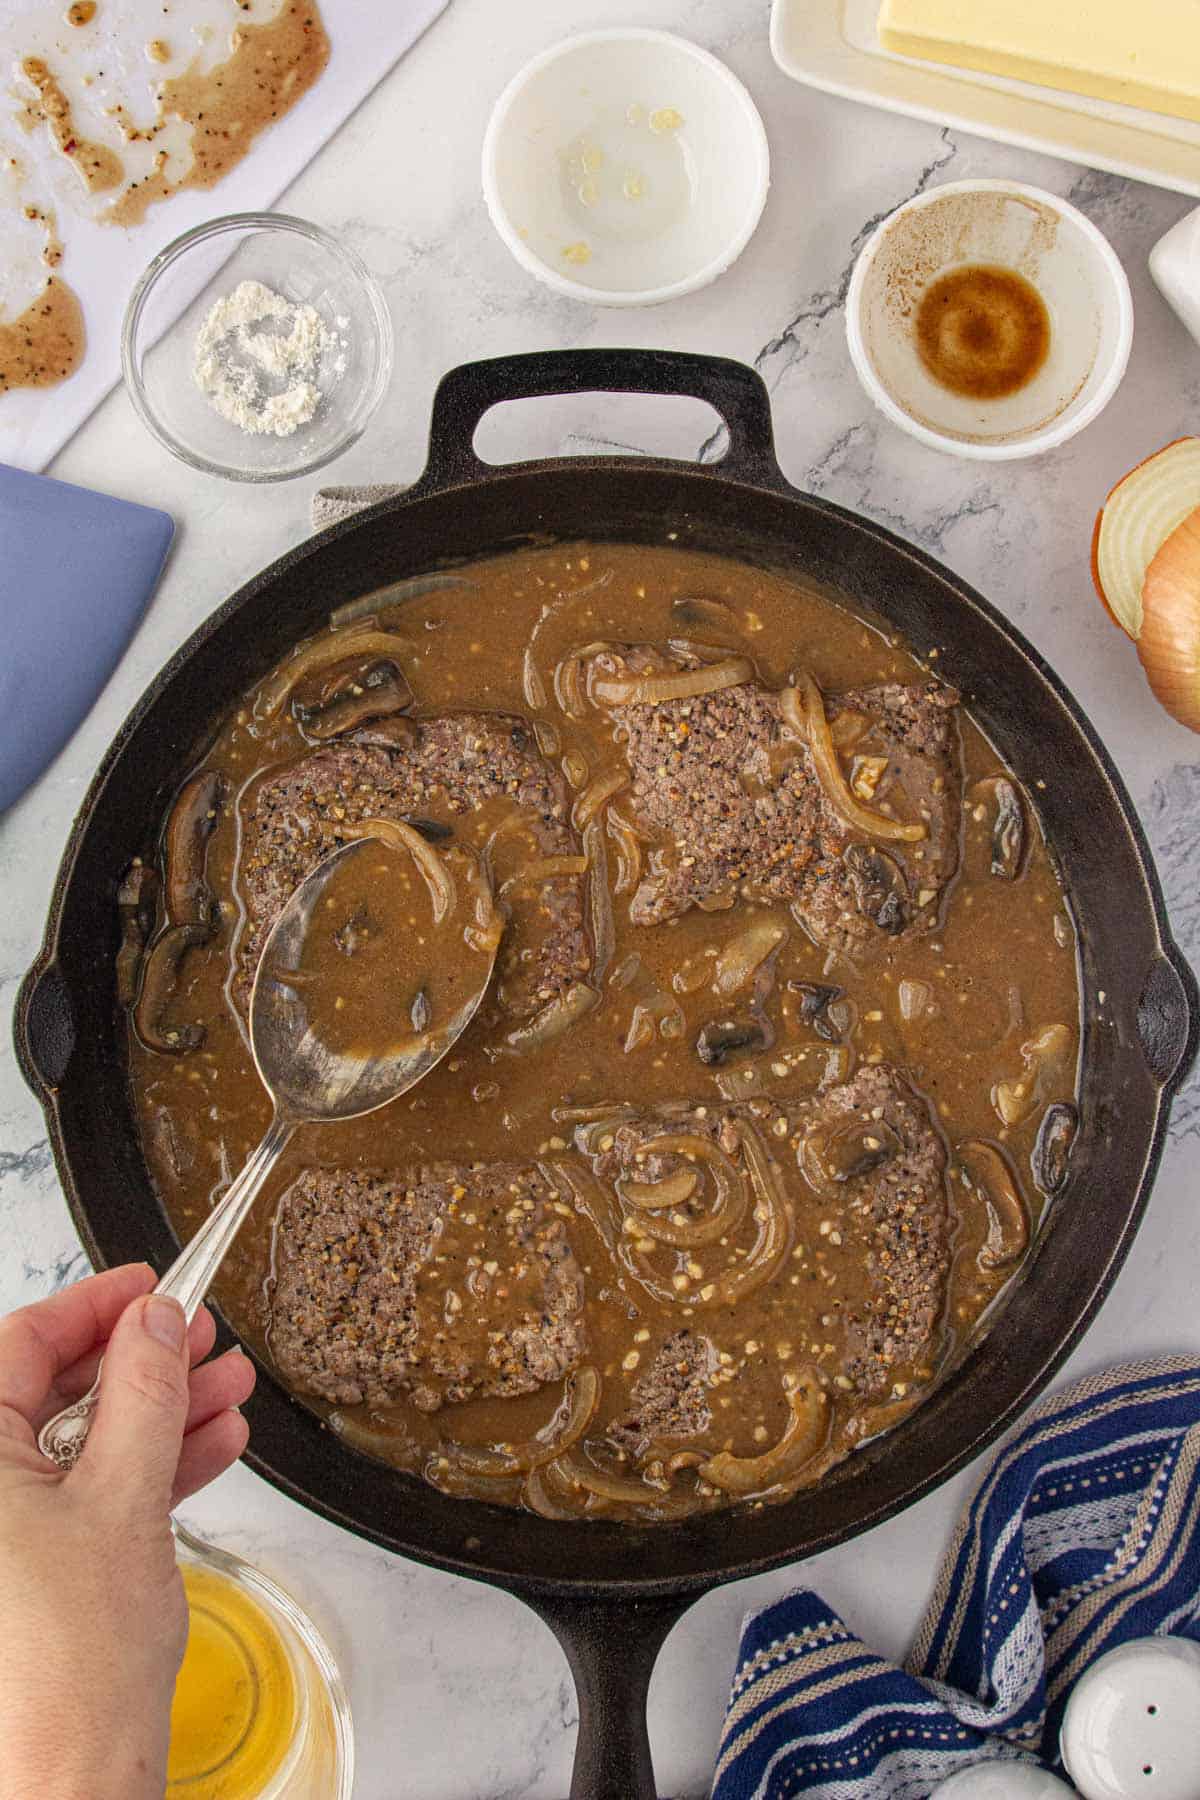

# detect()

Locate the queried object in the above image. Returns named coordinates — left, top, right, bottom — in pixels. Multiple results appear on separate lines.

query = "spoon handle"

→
left=37, top=1113, right=294, bottom=1471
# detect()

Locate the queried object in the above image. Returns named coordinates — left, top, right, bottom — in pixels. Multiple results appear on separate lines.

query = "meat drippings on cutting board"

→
left=108, top=2, right=331, bottom=227
left=18, top=56, right=124, bottom=192
left=915, top=263, right=1050, bottom=401
left=0, top=276, right=85, bottom=390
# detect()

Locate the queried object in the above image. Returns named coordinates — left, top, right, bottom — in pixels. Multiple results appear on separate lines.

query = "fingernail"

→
left=144, top=1296, right=186, bottom=1351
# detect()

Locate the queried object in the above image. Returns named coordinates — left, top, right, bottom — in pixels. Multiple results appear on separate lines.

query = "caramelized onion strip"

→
left=339, top=818, right=457, bottom=924
left=583, top=819, right=615, bottom=986
left=704, top=1121, right=792, bottom=1306
left=700, top=1371, right=831, bottom=1495
left=782, top=677, right=926, bottom=844
left=592, top=656, right=753, bottom=708
left=502, top=982, right=599, bottom=1053
left=549, top=1449, right=697, bottom=1517
left=253, top=625, right=413, bottom=720
left=625, top=1134, right=748, bottom=1251
left=606, top=808, right=643, bottom=896
left=329, top=574, right=474, bottom=629
left=498, top=854, right=588, bottom=897
left=444, top=1366, right=601, bottom=1478
left=618, top=1168, right=698, bottom=1211
left=573, top=769, right=628, bottom=830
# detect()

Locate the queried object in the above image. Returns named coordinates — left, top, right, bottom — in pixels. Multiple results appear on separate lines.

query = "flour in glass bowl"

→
left=193, top=279, right=348, bottom=438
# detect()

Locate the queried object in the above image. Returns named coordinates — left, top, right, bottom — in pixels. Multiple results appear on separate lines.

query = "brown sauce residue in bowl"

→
left=915, top=263, right=1050, bottom=401
left=124, top=543, right=1081, bottom=1522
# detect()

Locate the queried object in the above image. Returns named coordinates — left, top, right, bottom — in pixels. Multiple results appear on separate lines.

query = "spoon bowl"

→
left=251, top=839, right=494, bottom=1122
left=38, top=833, right=499, bottom=1468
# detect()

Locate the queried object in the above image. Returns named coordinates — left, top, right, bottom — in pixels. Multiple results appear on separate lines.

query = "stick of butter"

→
left=877, top=0, right=1200, bottom=125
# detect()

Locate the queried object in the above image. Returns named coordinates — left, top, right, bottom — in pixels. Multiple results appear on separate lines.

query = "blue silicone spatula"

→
left=0, top=464, right=174, bottom=813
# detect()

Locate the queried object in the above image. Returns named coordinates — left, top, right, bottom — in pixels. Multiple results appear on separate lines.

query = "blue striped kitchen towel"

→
left=712, top=1357, right=1200, bottom=1799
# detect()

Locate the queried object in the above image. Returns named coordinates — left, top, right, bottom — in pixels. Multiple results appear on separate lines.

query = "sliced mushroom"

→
left=696, top=1015, right=772, bottom=1067
left=787, top=981, right=847, bottom=1043
left=669, top=595, right=741, bottom=634
left=970, top=775, right=1027, bottom=881
left=133, top=922, right=210, bottom=1054
left=163, top=770, right=223, bottom=927
left=293, top=657, right=414, bottom=741
left=115, top=862, right=160, bottom=1007
left=843, top=842, right=910, bottom=935
left=800, top=1116, right=901, bottom=1195
left=959, top=1139, right=1029, bottom=1270
left=1032, top=1102, right=1078, bottom=1196
left=401, top=816, right=454, bottom=844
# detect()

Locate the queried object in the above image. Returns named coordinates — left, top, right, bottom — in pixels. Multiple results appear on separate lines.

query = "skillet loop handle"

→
left=14, top=959, right=76, bottom=1095
left=1137, top=952, right=1199, bottom=1088
left=524, top=1589, right=692, bottom=1800
left=416, top=349, right=784, bottom=495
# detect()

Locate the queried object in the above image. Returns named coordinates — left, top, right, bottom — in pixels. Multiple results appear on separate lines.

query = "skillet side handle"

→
left=524, top=1589, right=693, bottom=1800
left=1137, top=951, right=1199, bottom=1090
left=13, top=958, right=76, bottom=1097
left=414, top=348, right=786, bottom=496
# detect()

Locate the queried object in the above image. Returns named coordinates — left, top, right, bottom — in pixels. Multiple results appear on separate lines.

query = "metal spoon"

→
left=38, top=837, right=497, bottom=1469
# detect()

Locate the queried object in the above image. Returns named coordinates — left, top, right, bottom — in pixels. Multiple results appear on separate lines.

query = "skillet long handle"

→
left=526, top=1590, right=694, bottom=1800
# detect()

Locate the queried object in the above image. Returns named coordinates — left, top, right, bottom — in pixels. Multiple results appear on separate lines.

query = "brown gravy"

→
left=0, top=275, right=85, bottom=391
left=125, top=543, right=1080, bottom=1520
left=915, top=263, right=1050, bottom=400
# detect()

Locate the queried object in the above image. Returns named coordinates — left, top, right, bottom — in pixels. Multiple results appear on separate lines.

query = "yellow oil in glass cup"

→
left=168, top=1526, right=353, bottom=1799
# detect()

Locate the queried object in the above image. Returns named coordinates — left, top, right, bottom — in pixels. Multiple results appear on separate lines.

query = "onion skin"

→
left=1138, top=506, right=1200, bottom=734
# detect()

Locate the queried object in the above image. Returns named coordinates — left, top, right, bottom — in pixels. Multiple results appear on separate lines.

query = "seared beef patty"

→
left=269, top=1163, right=587, bottom=1410
left=237, top=713, right=590, bottom=1018
left=584, top=1061, right=949, bottom=1416
left=595, top=651, right=960, bottom=955
left=608, top=1329, right=717, bottom=1459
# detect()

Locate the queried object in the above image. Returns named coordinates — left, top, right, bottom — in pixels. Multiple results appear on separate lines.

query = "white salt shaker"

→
left=1060, top=1636, right=1200, bottom=1800
left=1150, top=208, right=1200, bottom=351
left=929, top=1765, right=1078, bottom=1797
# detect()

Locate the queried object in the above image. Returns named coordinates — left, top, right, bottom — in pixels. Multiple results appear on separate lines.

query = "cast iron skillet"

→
left=15, top=351, right=1198, bottom=1798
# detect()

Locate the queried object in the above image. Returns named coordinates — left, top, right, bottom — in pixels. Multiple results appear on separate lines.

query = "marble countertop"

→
left=4, top=1, right=1200, bottom=1794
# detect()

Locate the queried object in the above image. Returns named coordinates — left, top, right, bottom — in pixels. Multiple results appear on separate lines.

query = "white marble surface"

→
left=4, top=2, right=1200, bottom=1795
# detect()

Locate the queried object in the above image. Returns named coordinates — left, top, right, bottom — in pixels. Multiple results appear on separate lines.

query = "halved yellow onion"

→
left=1092, top=437, right=1200, bottom=639
left=1138, top=505, right=1200, bottom=734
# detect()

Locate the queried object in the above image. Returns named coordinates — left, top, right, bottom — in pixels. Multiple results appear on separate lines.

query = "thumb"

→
left=77, top=1294, right=190, bottom=1510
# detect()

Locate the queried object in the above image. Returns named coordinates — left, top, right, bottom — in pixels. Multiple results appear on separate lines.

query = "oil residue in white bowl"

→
left=559, top=104, right=694, bottom=265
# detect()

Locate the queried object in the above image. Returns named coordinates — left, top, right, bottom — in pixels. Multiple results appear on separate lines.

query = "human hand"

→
left=0, top=1264, right=256, bottom=1800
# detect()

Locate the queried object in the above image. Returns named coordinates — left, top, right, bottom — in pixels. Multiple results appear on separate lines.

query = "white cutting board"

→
left=0, top=0, right=448, bottom=472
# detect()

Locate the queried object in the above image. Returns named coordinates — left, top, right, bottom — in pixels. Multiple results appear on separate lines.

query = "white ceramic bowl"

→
left=482, top=29, right=770, bottom=307
left=845, top=180, right=1133, bottom=460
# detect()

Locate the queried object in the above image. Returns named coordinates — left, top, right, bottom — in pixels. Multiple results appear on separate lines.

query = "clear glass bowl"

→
left=123, top=213, right=393, bottom=482
left=170, top=1524, right=354, bottom=1798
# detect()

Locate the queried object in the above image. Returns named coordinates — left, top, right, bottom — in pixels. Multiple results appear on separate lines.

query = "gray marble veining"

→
left=3, top=0, right=1200, bottom=1793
